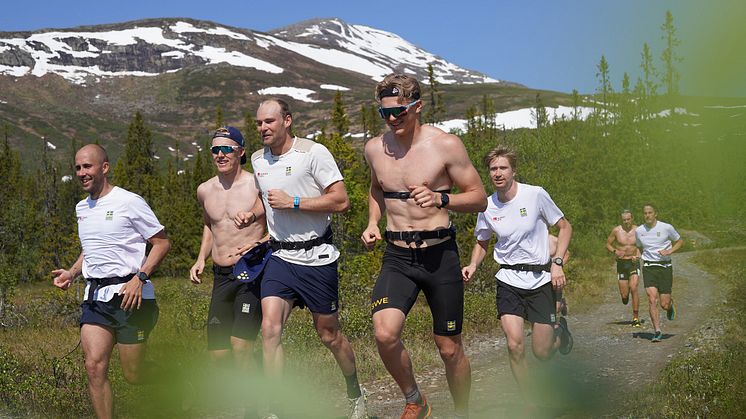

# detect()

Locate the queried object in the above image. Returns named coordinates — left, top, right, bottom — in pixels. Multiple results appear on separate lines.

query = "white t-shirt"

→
left=252, top=138, right=343, bottom=266
left=77, top=186, right=164, bottom=301
left=474, top=183, right=564, bottom=290
left=636, top=220, right=680, bottom=263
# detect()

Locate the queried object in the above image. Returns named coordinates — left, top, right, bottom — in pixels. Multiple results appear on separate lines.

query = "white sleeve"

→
left=309, top=143, right=344, bottom=189
left=537, top=187, right=564, bottom=226
left=128, top=195, right=165, bottom=240
left=474, top=212, right=493, bottom=241
left=668, top=224, right=681, bottom=241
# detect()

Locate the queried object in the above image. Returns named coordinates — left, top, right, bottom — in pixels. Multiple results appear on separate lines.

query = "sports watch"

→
left=552, top=257, right=564, bottom=267
left=136, top=271, right=150, bottom=283
left=437, top=192, right=450, bottom=209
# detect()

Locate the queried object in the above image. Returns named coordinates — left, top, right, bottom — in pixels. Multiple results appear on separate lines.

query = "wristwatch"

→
left=552, top=257, right=564, bottom=267
left=436, top=192, right=450, bottom=209
left=136, top=271, right=150, bottom=284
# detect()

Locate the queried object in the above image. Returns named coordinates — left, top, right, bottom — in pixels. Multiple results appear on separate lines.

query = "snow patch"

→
left=258, top=86, right=320, bottom=103
left=434, top=106, right=595, bottom=132
left=320, top=84, right=350, bottom=91
left=46, top=141, right=56, bottom=150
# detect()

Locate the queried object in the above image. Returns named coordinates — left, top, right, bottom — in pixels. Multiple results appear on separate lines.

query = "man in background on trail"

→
left=462, top=145, right=573, bottom=409
left=52, top=144, right=171, bottom=419
left=236, top=98, right=367, bottom=419
left=362, top=73, right=487, bottom=418
left=190, top=126, right=266, bottom=386
left=635, top=204, right=683, bottom=343
left=606, top=210, right=642, bottom=326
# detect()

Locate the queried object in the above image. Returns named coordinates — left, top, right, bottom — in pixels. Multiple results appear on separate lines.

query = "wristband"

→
left=293, top=196, right=300, bottom=209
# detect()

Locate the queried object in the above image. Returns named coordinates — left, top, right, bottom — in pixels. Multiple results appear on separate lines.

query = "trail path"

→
left=364, top=250, right=723, bottom=418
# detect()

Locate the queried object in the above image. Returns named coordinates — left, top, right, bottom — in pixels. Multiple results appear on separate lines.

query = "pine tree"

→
left=359, top=104, right=369, bottom=142
left=331, top=90, right=349, bottom=136
left=243, top=111, right=262, bottom=152
left=660, top=10, right=682, bottom=98
left=640, top=42, right=658, bottom=120
left=531, top=93, right=549, bottom=129
left=595, top=55, right=613, bottom=124
left=367, top=105, right=382, bottom=137
left=113, top=112, right=156, bottom=201
left=424, top=64, right=445, bottom=124
left=571, top=89, right=582, bottom=121
left=215, top=106, right=224, bottom=129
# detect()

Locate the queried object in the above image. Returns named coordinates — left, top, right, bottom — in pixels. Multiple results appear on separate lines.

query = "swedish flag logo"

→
left=519, top=208, right=527, bottom=217
left=285, top=166, right=292, bottom=176
left=105, top=210, right=114, bottom=221
left=447, top=320, right=456, bottom=331
left=137, top=330, right=145, bottom=341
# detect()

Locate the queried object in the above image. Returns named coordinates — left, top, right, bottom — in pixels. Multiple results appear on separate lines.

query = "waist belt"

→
left=86, top=276, right=132, bottom=303
left=213, top=264, right=234, bottom=275
left=385, top=225, right=456, bottom=246
left=500, top=263, right=551, bottom=273
left=643, top=260, right=672, bottom=267
left=383, top=189, right=451, bottom=200
left=269, top=227, right=333, bottom=251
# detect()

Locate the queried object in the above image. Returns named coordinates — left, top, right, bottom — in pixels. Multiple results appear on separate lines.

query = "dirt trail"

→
left=364, top=250, right=723, bottom=418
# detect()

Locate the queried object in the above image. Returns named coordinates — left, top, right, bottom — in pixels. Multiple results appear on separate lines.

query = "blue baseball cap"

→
left=233, top=242, right=272, bottom=283
left=213, top=126, right=246, bottom=164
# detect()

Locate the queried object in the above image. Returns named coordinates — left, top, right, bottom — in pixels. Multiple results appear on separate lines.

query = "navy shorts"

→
left=617, top=259, right=641, bottom=280
left=261, top=256, right=339, bottom=314
left=371, top=239, right=463, bottom=336
left=80, top=295, right=159, bottom=344
left=207, top=265, right=262, bottom=350
left=496, top=280, right=556, bottom=325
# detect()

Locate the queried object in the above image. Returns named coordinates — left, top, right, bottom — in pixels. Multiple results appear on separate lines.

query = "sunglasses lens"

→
left=379, top=106, right=406, bottom=119
left=211, top=146, right=235, bottom=154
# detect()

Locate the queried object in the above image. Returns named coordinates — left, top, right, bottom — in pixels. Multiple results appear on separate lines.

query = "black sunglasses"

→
left=378, top=99, right=420, bottom=119
left=211, top=145, right=241, bottom=155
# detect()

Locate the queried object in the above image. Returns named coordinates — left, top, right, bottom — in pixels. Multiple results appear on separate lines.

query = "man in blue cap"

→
left=190, top=126, right=266, bottom=374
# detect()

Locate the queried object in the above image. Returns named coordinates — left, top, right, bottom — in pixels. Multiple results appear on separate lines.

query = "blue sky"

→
left=1, top=1, right=739, bottom=95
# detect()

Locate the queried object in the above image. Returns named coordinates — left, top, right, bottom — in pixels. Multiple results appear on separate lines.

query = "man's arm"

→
left=189, top=224, right=213, bottom=284
left=550, top=217, right=572, bottom=289
left=361, top=167, right=385, bottom=250
left=606, top=227, right=620, bottom=256
left=439, top=134, right=488, bottom=213
left=120, top=230, right=171, bottom=311
left=51, top=252, right=84, bottom=290
left=660, top=238, right=684, bottom=256
left=235, top=191, right=266, bottom=228
left=462, top=240, right=490, bottom=282
left=266, top=180, right=350, bottom=213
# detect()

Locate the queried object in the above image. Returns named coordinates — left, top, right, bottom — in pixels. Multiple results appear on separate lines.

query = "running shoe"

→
left=558, top=317, right=574, bottom=355
left=651, top=331, right=663, bottom=342
left=401, top=395, right=431, bottom=419
left=631, top=317, right=642, bottom=327
left=348, top=388, right=369, bottom=419
left=667, top=300, right=676, bottom=321
left=560, top=297, right=568, bottom=316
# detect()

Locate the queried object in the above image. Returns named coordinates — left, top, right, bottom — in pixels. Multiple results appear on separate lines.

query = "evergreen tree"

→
left=367, top=105, right=382, bottom=137
left=571, top=89, right=582, bottom=121
left=331, top=90, right=349, bottom=136
left=531, top=93, right=549, bottom=129
left=660, top=10, right=682, bottom=97
left=215, top=106, right=224, bottom=129
left=359, top=104, right=369, bottom=142
left=424, top=63, right=445, bottom=124
left=113, top=112, right=156, bottom=201
left=243, top=111, right=262, bottom=153
left=640, top=42, right=658, bottom=119
left=595, top=55, right=613, bottom=124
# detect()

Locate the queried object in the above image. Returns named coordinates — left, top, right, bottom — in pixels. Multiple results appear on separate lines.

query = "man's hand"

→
left=361, top=225, right=381, bottom=250
left=267, top=189, right=294, bottom=209
left=550, top=263, right=566, bottom=290
left=613, top=249, right=623, bottom=258
left=51, top=269, right=73, bottom=290
left=232, top=241, right=260, bottom=257
left=408, top=184, right=438, bottom=208
left=461, top=264, right=477, bottom=283
left=234, top=211, right=256, bottom=229
left=658, top=249, right=672, bottom=256
left=118, top=276, right=143, bottom=311
left=190, top=260, right=205, bottom=284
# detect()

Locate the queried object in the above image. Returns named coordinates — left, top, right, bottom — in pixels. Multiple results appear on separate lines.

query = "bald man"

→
left=52, top=144, right=171, bottom=419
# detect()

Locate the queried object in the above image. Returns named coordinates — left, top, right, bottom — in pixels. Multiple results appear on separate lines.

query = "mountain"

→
left=0, top=17, right=565, bottom=163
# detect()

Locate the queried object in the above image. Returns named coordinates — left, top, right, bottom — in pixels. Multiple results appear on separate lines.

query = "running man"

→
left=362, top=73, right=487, bottom=418
left=606, top=210, right=642, bottom=326
left=52, top=144, right=171, bottom=419
left=635, top=204, right=683, bottom=343
left=190, top=126, right=266, bottom=372
left=237, top=98, right=367, bottom=418
left=462, top=146, right=573, bottom=402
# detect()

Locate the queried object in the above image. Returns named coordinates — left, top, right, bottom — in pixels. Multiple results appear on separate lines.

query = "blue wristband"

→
left=293, top=196, right=300, bottom=209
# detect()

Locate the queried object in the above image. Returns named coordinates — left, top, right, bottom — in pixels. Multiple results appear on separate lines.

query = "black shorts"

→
left=642, top=264, right=673, bottom=294
left=261, top=256, right=340, bottom=314
left=80, top=295, right=159, bottom=344
left=371, top=239, right=463, bottom=336
left=496, top=280, right=556, bottom=325
left=617, top=259, right=641, bottom=280
left=208, top=265, right=262, bottom=350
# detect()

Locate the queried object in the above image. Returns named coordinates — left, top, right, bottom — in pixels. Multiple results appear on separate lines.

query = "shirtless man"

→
left=606, top=210, right=642, bottom=326
left=361, top=73, right=487, bottom=418
left=190, top=126, right=266, bottom=370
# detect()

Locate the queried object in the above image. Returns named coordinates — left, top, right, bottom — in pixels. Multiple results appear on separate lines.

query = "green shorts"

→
left=642, top=263, right=673, bottom=294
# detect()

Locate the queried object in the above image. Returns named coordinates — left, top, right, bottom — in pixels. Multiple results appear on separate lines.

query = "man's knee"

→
left=84, top=357, right=108, bottom=381
left=121, top=363, right=143, bottom=385
left=436, top=338, right=464, bottom=364
left=374, top=326, right=400, bottom=348
left=506, top=339, right=524, bottom=358
left=317, top=325, right=342, bottom=349
left=532, top=345, right=554, bottom=361
left=261, top=320, right=283, bottom=344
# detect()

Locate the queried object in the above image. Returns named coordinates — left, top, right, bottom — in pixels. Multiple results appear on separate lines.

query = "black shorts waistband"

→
left=269, top=226, right=333, bottom=251
left=382, top=189, right=450, bottom=200
left=86, top=276, right=132, bottom=302
left=499, top=262, right=551, bottom=273
left=384, top=225, right=456, bottom=245
left=643, top=260, right=672, bottom=267
left=212, top=264, right=235, bottom=275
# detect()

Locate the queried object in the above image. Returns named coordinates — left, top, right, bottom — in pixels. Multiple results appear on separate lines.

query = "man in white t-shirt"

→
left=236, top=98, right=367, bottom=418
left=462, top=146, right=573, bottom=400
left=51, top=144, right=170, bottom=419
left=635, top=204, right=683, bottom=343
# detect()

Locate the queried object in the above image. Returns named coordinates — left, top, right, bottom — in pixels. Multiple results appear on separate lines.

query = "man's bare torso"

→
left=612, top=225, right=638, bottom=259
left=199, top=171, right=265, bottom=266
left=367, top=125, right=452, bottom=232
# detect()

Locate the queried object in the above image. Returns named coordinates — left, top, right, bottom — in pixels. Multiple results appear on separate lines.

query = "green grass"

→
left=619, top=249, right=746, bottom=418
